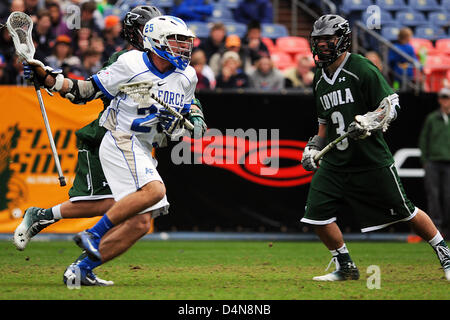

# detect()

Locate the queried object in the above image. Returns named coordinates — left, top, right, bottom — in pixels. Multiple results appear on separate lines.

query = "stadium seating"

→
left=153, top=0, right=174, bottom=9
left=208, top=4, right=235, bottom=22
left=375, top=0, right=408, bottom=12
left=341, top=0, right=373, bottom=14
left=442, top=0, right=450, bottom=11
left=224, top=22, right=247, bottom=38
left=410, top=38, right=436, bottom=55
left=427, top=12, right=449, bottom=27
left=395, top=10, right=428, bottom=27
left=275, top=36, right=311, bottom=55
left=270, top=51, right=294, bottom=70
left=217, top=0, right=242, bottom=9
left=261, top=23, right=289, bottom=39
left=187, top=22, right=211, bottom=39
left=381, top=25, right=401, bottom=41
left=435, top=39, right=450, bottom=55
left=361, top=9, right=395, bottom=27
left=409, top=0, right=440, bottom=12
left=423, top=54, right=450, bottom=91
left=414, top=25, right=447, bottom=41
left=261, top=37, right=276, bottom=53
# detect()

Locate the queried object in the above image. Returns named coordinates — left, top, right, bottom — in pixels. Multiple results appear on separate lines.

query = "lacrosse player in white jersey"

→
left=24, top=15, right=198, bottom=285
left=65, top=15, right=198, bottom=284
left=19, top=12, right=206, bottom=285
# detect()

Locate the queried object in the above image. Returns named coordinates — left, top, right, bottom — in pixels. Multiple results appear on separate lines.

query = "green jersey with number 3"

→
left=313, top=53, right=395, bottom=172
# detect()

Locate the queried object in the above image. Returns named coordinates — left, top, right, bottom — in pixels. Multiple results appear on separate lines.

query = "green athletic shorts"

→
left=301, top=164, right=417, bottom=232
left=68, top=140, right=113, bottom=202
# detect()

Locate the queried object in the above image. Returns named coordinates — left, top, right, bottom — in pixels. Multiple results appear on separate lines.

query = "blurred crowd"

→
left=0, top=0, right=314, bottom=91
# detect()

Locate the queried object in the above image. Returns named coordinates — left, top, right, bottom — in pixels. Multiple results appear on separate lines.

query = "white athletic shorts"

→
left=99, top=130, right=169, bottom=218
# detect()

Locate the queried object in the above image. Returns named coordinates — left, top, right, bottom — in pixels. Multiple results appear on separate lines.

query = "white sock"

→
left=330, top=243, right=349, bottom=256
left=428, top=231, right=444, bottom=248
left=51, top=204, right=62, bottom=220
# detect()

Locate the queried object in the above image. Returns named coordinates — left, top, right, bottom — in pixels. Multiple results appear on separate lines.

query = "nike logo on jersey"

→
left=157, top=81, right=167, bottom=86
left=319, top=88, right=354, bottom=110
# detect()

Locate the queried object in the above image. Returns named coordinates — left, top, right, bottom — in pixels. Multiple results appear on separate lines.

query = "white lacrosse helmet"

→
left=142, top=15, right=195, bottom=70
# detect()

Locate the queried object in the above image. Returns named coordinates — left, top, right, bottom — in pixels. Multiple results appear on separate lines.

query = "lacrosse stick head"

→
left=355, top=96, right=392, bottom=132
left=6, top=12, right=35, bottom=62
left=118, top=80, right=155, bottom=109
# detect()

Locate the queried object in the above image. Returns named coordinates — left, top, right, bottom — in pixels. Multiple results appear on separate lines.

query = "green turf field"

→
left=0, top=240, right=448, bottom=300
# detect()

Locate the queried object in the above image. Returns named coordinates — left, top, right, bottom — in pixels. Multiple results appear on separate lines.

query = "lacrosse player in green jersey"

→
left=13, top=6, right=206, bottom=286
left=301, top=14, right=450, bottom=281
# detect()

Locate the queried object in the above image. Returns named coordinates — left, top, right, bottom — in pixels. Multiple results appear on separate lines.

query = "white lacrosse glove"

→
left=301, top=135, right=326, bottom=172
left=348, top=120, right=371, bottom=140
left=25, top=59, right=64, bottom=92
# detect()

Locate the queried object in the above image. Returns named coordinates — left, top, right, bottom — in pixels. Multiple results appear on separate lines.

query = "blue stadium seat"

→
left=340, top=0, right=373, bottom=15
left=375, top=0, right=407, bottom=11
left=361, top=9, right=394, bottom=28
left=216, top=0, right=242, bottom=9
left=380, top=25, right=401, bottom=41
left=395, top=10, right=428, bottom=27
left=224, top=22, right=247, bottom=38
left=441, top=0, right=450, bottom=11
left=153, top=0, right=174, bottom=9
left=207, top=4, right=235, bottom=22
left=428, top=12, right=449, bottom=27
left=409, top=0, right=440, bottom=12
left=415, top=25, right=447, bottom=40
left=261, top=23, right=289, bottom=39
left=187, top=22, right=210, bottom=39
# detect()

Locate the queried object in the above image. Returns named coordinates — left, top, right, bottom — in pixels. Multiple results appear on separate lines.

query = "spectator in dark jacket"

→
left=241, top=20, right=270, bottom=65
left=46, top=1, right=71, bottom=37
left=234, top=0, right=273, bottom=25
left=32, top=9, right=55, bottom=58
left=198, top=22, right=227, bottom=62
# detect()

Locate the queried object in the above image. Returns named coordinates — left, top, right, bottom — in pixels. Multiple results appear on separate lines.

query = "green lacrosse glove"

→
left=187, top=98, right=207, bottom=138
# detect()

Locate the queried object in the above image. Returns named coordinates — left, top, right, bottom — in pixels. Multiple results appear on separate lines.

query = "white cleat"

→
left=313, top=257, right=360, bottom=282
left=13, top=207, right=56, bottom=250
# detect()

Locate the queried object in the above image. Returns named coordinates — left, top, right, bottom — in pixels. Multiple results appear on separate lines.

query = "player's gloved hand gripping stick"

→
left=6, top=11, right=66, bottom=186
left=313, top=96, right=393, bottom=162
left=118, top=80, right=194, bottom=133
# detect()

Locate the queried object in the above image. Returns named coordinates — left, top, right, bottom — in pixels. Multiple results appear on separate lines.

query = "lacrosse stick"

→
left=118, top=80, right=194, bottom=130
left=6, top=12, right=66, bottom=186
left=314, top=96, right=392, bottom=162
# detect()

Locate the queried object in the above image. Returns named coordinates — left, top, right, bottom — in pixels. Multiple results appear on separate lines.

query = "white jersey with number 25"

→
left=94, top=49, right=197, bottom=149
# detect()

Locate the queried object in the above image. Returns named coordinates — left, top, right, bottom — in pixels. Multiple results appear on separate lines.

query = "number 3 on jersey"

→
left=331, top=111, right=348, bottom=151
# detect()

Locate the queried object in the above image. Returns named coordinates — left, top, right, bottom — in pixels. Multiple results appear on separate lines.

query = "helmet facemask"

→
left=310, top=15, right=351, bottom=68
left=143, top=16, right=195, bottom=70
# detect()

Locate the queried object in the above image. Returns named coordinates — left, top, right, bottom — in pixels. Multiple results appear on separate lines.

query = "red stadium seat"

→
left=275, top=36, right=311, bottom=55
left=261, top=37, right=275, bottom=53
left=270, top=51, right=294, bottom=70
left=409, top=38, right=436, bottom=55
left=424, top=54, right=450, bottom=92
left=435, top=39, right=450, bottom=55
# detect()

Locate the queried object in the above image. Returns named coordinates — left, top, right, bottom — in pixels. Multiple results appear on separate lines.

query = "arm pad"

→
left=61, top=78, right=102, bottom=105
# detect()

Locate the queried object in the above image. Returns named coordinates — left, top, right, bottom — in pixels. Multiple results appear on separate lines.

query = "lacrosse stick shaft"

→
left=150, top=93, right=194, bottom=131
left=33, top=79, right=66, bottom=186
left=313, top=132, right=350, bottom=162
